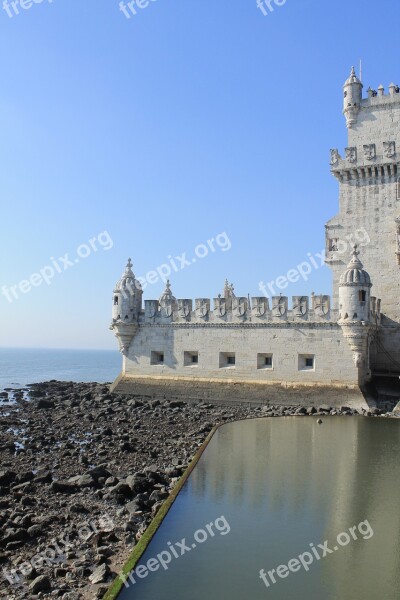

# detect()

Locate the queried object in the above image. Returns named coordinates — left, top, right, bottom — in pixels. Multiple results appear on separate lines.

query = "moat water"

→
left=118, top=417, right=400, bottom=600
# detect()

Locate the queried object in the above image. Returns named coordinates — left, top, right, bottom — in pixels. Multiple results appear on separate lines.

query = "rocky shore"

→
left=0, top=382, right=396, bottom=599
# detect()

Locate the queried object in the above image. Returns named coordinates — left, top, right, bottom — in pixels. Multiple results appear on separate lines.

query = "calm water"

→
left=0, top=347, right=121, bottom=390
left=119, top=417, right=400, bottom=600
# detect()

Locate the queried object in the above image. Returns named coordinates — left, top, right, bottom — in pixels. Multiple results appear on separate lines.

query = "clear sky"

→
left=0, top=0, right=398, bottom=349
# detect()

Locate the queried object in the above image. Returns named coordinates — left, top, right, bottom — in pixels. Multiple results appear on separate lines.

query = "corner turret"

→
left=338, top=246, right=373, bottom=377
left=343, top=66, right=363, bottom=128
left=110, top=258, right=142, bottom=354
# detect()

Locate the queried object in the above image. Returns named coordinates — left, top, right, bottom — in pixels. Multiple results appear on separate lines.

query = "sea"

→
left=0, top=347, right=121, bottom=391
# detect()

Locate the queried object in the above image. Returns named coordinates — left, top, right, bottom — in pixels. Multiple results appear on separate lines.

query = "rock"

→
left=317, top=418, right=323, bottom=424
left=29, top=574, right=52, bottom=593
left=51, top=480, right=78, bottom=494
left=37, top=399, right=55, bottom=409
left=318, top=405, right=332, bottom=413
left=295, top=407, right=307, bottom=415
left=109, top=482, right=131, bottom=497
left=75, top=474, right=96, bottom=488
left=0, top=470, right=16, bottom=486
left=88, top=465, right=111, bottom=480
left=89, top=563, right=110, bottom=584
left=307, top=407, right=317, bottom=415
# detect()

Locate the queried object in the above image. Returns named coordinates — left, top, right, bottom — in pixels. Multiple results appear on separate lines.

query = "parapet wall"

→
left=141, top=294, right=337, bottom=324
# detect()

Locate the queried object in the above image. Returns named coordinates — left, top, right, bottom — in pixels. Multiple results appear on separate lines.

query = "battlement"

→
left=134, top=294, right=338, bottom=324
left=362, top=83, right=400, bottom=106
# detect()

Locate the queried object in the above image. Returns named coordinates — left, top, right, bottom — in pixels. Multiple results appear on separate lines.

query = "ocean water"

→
left=0, top=347, right=121, bottom=391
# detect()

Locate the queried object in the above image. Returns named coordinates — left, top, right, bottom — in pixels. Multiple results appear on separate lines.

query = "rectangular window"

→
left=150, top=351, right=164, bottom=365
left=359, top=290, right=366, bottom=302
left=219, top=352, right=236, bottom=368
left=114, top=296, right=119, bottom=305
left=299, top=354, right=315, bottom=371
left=257, top=353, right=273, bottom=370
left=184, top=351, right=199, bottom=367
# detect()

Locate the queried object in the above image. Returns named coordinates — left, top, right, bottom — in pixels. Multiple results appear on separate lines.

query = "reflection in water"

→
left=118, top=417, right=400, bottom=600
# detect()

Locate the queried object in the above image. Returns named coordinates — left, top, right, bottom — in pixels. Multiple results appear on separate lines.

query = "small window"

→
left=219, top=352, right=236, bottom=368
left=299, top=354, right=315, bottom=371
left=359, top=290, right=366, bottom=302
left=397, top=177, right=400, bottom=200
left=257, top=353, right=273, bottom=370
left=151, top=351, right=164, bottom=365
left=114, top=296, right=119, bottom=305
left=184, top=351, right=199, bottom=367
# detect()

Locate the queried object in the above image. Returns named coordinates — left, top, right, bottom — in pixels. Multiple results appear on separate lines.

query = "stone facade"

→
left=110, top=67, right=400, bottom=406
left=327, top=68, right=400, bottom=376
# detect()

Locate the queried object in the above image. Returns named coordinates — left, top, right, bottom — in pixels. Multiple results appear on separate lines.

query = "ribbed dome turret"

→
left=159, top=280, right=176, bottom=305
left=115, top=258, right=142, bottom=292
left=339, top=246, right=371, bottom=287
left=344, top=66, right=362, bottom=87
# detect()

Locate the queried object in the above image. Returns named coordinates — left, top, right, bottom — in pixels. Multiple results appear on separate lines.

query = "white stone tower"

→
left=338, top=246, right=373, bottom=379
left=110, top=258, right=142, bottom=354
left=327, top=67, right=400, bottom=323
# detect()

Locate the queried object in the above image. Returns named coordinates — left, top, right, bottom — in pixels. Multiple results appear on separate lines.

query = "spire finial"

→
left=352, top=244, right=359, bottom=257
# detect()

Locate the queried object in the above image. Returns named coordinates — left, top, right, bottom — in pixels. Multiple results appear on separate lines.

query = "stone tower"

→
left=327, top=67, right=400, bottom=323
left=338, top=246, right=373, bottom=380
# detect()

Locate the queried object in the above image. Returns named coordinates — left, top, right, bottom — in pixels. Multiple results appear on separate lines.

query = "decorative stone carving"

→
left=195, top=298, right=210, bottom=318
left=252, top=297, right=268, bottom=317
left=363, top=143, right=376, bottom=160
left=159, top=280, right=176, bottom=318
left=312, top=294, right=330, bottom=316
left=177, top=299, right=192, bottom=320
left=330, top=149, right=340, bottom=165
left=292, top=296, right=309, bottom=317
left=272, top=296, right=287, bottom=317
left=345, top=147, right=357, bottom=163
left=383, top=141, right=396, bottom=158
left=214, top=296, right=227, bottom=318
left=145, top=299, right=159, bottom=319
left=233, top=297, right=248, bottom=318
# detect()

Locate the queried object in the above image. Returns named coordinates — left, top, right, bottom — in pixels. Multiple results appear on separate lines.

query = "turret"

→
left=338, top=245, right=372, bottom=323
left=112, top=258, right=142, bottom=323
left=343, top=66, right=363, bottom=128
left=110, top=259, right=142, bottom=355
left=338, top=246, right=373, bottom=378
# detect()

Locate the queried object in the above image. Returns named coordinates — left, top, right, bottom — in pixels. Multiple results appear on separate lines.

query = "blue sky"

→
left=0, top=0, right=398, bottom=349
